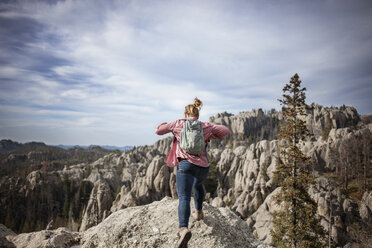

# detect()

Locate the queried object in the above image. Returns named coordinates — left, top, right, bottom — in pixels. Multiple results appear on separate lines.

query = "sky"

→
left=0, top=0, right=371, bottom=146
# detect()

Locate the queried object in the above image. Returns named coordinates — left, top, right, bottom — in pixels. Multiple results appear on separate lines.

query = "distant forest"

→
left=0, top=139, right=118, bottom=178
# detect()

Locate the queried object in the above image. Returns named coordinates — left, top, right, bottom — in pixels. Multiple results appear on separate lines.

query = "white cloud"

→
left=61, top=89, right=88, bottom=100
left=74, top=117, right=101, bottom=127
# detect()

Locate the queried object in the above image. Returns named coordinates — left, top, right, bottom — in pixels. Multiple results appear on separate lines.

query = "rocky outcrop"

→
left=361, top=114, right=372, bottom=125
left=1, top=198, right=270, bottom=248
left=110, top=138, right=175, bottom=211
left=0, top=152, right=125, bottom=233
left=246, top=187, right=282, bottom=244
left=78, top=154, right=122, bottom=231
left=113, top=156, right=175, bottom=207
left=209, top=109, right=280, bottom=148
left=0, top=224, right=16, bottom=248
left=210, top=140, right=279, bottom=219
left=208, top=108, right=368, bottom=247
left=305, top=105, right=360, bottom=137
left=0, top=135, right=175, bottom=234
left=79, top=178, right=113, bottom=232
left=7, top=227, right=80, bottom=248
left=217, top=126, right=370, bottom=246
left=360, top=191, right=372, bottom=224
left=83, top=197, right=269, bottom=248
left=208, top=104, right=360, bottom=149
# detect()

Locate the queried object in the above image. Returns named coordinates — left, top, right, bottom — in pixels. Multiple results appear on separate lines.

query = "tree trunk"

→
left=293, top=110, right=297, bottom=248
left=345, top=155, right=349, bottom=190
left=363, top=141, right=368, bottom=193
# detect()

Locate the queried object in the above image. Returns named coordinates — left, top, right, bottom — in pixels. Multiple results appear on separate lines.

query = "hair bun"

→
left=193, top=97, right=203, bottom=109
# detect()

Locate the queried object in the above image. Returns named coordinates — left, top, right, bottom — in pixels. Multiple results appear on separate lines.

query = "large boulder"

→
left=7, top=227, right=80, bottom=248
left=0, top=224, right=16, bottom=248
left=82, top=197, right=270, bottom=248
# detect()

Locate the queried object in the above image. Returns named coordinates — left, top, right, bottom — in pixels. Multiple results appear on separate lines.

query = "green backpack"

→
left=179, top=119, right=206, bottom=156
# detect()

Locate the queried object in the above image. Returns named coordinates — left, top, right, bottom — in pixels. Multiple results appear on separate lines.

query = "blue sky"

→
left=0, top=0, right=371, bottom=146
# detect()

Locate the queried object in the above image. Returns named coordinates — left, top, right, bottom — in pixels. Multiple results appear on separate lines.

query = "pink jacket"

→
left=155, top=117, right=230, bottom=167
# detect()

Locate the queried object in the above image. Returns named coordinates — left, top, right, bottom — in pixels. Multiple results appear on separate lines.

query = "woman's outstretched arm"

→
left=155, top=121, right=176, bottom=135
left=210, top=124, right=230, bottom=139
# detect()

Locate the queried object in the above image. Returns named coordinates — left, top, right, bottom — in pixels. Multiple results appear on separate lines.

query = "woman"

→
left=155, top=98, right=230, bottom=247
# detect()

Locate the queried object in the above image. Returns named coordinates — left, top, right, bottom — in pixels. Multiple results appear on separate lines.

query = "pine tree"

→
left=271, top=73, right=326, bottom=248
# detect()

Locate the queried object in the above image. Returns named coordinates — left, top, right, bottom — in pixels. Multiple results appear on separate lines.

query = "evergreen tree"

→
left=271, top=73, right=326, bottom=248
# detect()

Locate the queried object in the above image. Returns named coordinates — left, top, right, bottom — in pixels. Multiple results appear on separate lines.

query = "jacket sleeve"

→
left=209, top=124, right=230, bottom=139
left=155, top=120, right=177, bottom=135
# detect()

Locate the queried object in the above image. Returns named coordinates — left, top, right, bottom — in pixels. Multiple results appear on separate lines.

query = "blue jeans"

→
left=176, top=160, right=209, bottom=228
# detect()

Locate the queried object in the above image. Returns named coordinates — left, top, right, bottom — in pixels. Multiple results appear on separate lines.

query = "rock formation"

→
left=216, top=124, right=371, bottom=246
left=0, top=104, right=370, bottom=247
left=208, top=104, right=360, bottom=149
left=1, top=198, right=270, bottom=248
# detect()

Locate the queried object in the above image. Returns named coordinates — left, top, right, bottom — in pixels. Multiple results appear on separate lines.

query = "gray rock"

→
left=211, top=196, right=224, bottom=207
left=359, top=191, right=372, bottom=224
left=8, top=227, right=80, bottom=248
left=79, top=179, right=113, bottom=231
left=0, top=224, right=16, bottom=248
left=362, top=191, right=372, bottom=212
left=343, top=242, right=362, bottom=248
left=82, top=197, right=270, bottom=248
left=246, top=188, right=282, bottom=244
left=305, top=105, right=359, bottom=137
left=343, top=199, right=360, bottom=226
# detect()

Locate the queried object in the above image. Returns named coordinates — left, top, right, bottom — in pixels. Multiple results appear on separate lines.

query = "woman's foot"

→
left=194, top=210, right=204, bottom=221
left=177, top=227, right=192, bottom=248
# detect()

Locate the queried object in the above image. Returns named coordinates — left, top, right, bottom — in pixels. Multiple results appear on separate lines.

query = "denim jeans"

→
left=176, top=160, right=210, bottom=228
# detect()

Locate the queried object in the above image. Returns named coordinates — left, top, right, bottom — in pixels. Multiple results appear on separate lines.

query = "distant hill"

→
left=0, top=139, right=48, bottom=154
left=56, top=144, right=133, bottom=152
left=0, top=139, right=132, bottom=154
left=0, top=139, right=121, bottom=178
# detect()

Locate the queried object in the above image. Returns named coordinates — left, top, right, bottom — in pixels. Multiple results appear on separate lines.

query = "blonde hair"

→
left=185, top=97, right=203, bottom=117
